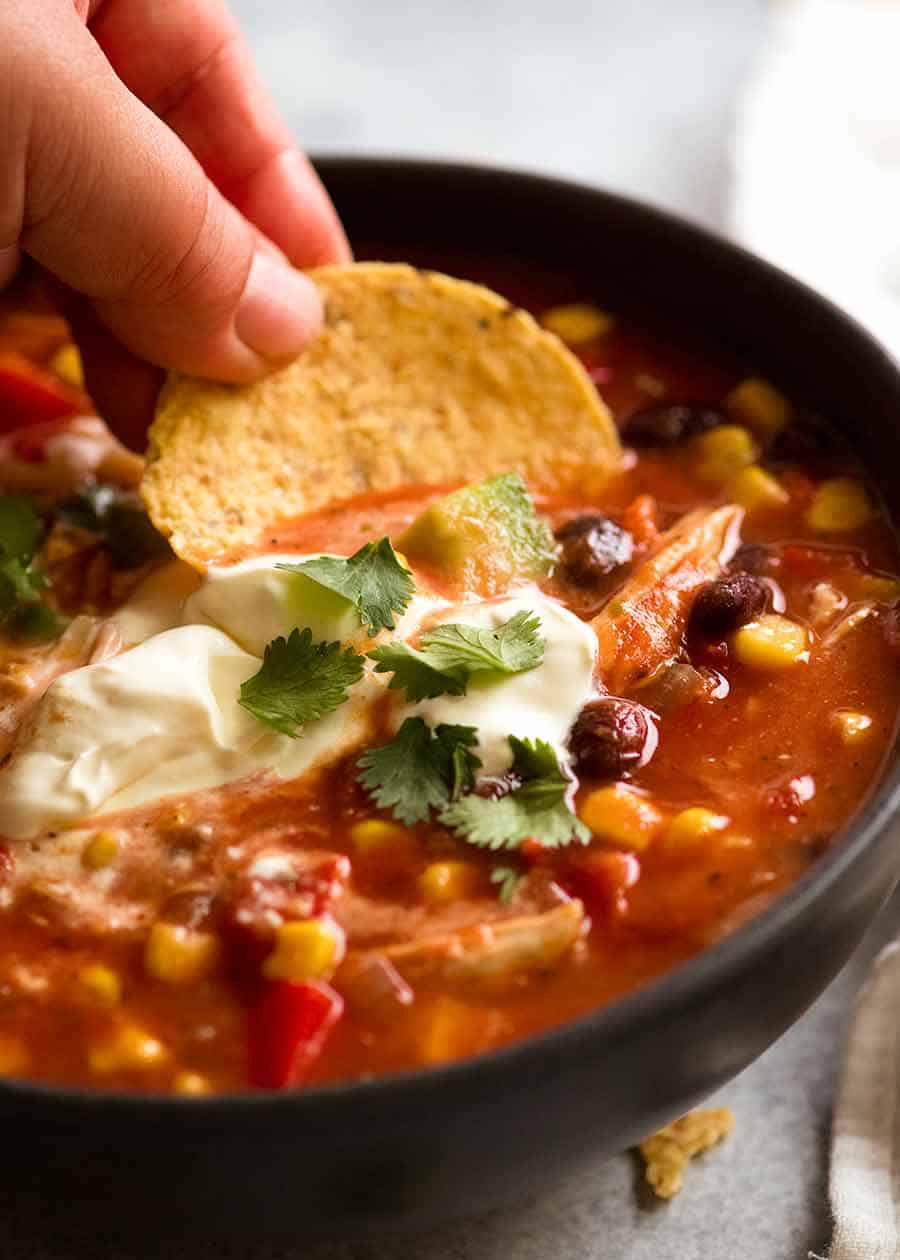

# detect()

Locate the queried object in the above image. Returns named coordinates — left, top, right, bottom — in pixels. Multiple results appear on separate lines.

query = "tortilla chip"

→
left=638, top=1108, right=735, bottom=1199
left=141, top=263, right=621, bottom=566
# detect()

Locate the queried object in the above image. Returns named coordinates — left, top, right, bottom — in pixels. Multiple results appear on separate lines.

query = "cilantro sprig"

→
left=59, top=484, right=170, bottom=570
left=490, top=866, right=523, bottom=904
left=356, top=718, right=480, bottom=826
left=440, top=737, right=590, bottom=851
left=239, top=628, right=365, bottom=737
left=277, top=538, right=415, bottom=634
left=368, top=610, right=544, bottom=702
left=0, top=496, right=65, bottom=641
left=357, top=720, right=587, bottom=852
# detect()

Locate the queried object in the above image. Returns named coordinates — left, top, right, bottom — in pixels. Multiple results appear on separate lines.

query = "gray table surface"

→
left=7, top=2, right=884, bottom=1256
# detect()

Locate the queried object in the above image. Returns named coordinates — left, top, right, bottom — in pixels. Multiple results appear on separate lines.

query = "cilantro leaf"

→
left=0, top=496, right=65, bottom=640
left=507, top=734, right=564, bottom=781
left=239, top=628, right=365, bottom=737
left=0, top=557, right=44, bottom=612
left=58, top=485, right=170, bottom=569
left=12, top=601, right=68, bottom=642
left=0, top=496, right=42, bottom=562
left=420, top=611, right=544, bottom=675
left=356, top=718, right=480, bottom=826
left=368, top=611, right=544, bottom=701
left=436, top=723, right=482, bottom=800
left=278, top=538, right=415, bottom=633
left=440, top=737, right=589, bottom=851
left=490, top=866, right=523, bottom=904
left=367, top=641, right=467, bottom=702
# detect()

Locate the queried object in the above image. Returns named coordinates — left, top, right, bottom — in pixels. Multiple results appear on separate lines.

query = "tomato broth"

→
left=0, top=261, right=897, bottom=1094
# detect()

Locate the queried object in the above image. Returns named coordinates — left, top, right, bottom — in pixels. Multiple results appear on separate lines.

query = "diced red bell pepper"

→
left=6, top=415, right=81, bottom=463
left=567, top=850, right=640, bottom=918
left=0, top=351, right=88, bottom=432
left=621, top=494, right=660, bottom=549
left=247, top=979, right=343, bottom=1090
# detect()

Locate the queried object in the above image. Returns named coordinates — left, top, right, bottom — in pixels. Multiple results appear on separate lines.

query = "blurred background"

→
left=230, top=0, right=763, bottom=231
left=230, top=0, right=900, bottom=359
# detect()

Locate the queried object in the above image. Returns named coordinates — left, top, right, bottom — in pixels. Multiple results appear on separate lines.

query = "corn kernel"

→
left=261, top=918, right=344, bottom=982
left=174, top=1070, right=212, bottom=1096
left=832, top=710, right=873, bottom=745
left=635, top=372, right=667, bottom=398
left=693, top=425, right=757, bottom=484
left=727, top=465, right=789, bottom=514
left=806, top=478, right=874, bottom=533
left=420, top=861, right=479, bottom=904
left=664, top=808, right=730, bottom=851
left=82, top=831, right=120, bottom=870
left=858, top=574, right=900, bottom=603
left=350, top=819, right=409, bottom=855
left=49, top=343, right=84, bottom=387
left=725, top=377, right=792, bottom=437
left=144, top=922, right=220, bottom=986
left=0, top=1034, right=30, bottom=1076
left=579, top=783, right=665, bottom=851
left=77, top=963, right=122, bottom=1008
left=420, top=996, right=472, bottom=1065
left=89, top=1024, right=168, bottom=1075
left=732, top=614, right=809, bottom=669
left=539, top=303, right=614, bottom=344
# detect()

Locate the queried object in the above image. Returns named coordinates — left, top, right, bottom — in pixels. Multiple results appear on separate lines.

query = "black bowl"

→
left=3, top=157, right=900, bottom=1247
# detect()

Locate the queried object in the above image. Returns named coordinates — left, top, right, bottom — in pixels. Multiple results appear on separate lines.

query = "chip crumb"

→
left=637, top=1107, right=734, bottom=1200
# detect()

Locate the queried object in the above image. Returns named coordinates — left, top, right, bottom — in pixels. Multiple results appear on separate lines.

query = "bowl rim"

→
left=5, top=153, right=900, bottom=1118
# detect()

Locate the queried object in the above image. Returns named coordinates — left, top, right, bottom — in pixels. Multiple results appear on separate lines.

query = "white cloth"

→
left=730, top=4, right=900, bottom=1256
left=826, top=944, right=900, bottom=1259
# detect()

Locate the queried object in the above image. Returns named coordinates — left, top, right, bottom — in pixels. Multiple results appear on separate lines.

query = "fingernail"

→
left=235, top=252, right=322, bottom=360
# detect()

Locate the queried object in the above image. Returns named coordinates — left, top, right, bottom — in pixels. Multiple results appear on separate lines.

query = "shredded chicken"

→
left=592, top=505, right=743, bottom=694
left=0, top=615, right=116, bottom=760
left=377, top=899, right=585, bottom=992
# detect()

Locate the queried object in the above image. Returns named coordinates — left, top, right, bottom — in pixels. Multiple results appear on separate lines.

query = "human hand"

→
left=0, top=0, right=350, bottom=447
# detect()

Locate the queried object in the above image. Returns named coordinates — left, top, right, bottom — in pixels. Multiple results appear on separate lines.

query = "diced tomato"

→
left=781, top=544, right=860, bottom=580
left=520, top=838, right=547, bottom=866
left=0, top=351, right=88, bottom=431
left=223, top=850, right=351, bottom=975
left=247, top=980, right=344, bottom=1089
left=567, top=850, right=640, bottom=918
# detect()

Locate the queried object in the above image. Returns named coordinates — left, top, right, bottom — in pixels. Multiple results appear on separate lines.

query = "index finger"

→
left=87, top=0, right=351, bottom=267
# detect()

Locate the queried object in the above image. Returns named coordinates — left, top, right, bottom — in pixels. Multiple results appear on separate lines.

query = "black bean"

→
left=555, top=514, right=633, bottom=587
left=625, top=404, right=726, bottom=447
left=729, top=542, right=776, bottom=575
left=569, top=698, right=652, bottom=781
left=690, top=574, right=768, bottom=638
left=767, top=413, right=844, bottom=466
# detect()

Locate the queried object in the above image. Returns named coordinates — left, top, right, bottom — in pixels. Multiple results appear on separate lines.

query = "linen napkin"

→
left=730, top=4, right=900, bottom=1255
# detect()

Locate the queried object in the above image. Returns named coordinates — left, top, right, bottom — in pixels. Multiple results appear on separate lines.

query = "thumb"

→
left=8, top=10, right=322, bottom=382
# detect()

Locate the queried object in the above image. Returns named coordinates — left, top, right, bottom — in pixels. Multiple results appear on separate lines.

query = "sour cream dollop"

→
left=0, top=554, right=597, bottom=840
